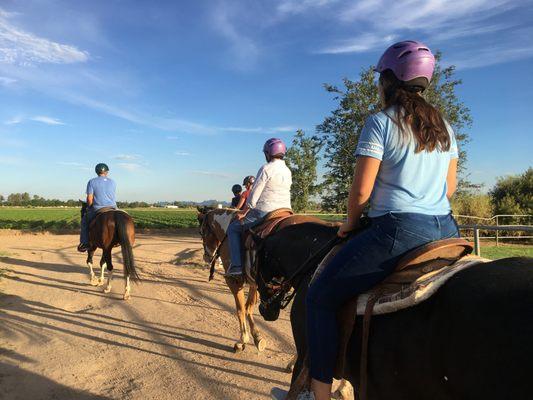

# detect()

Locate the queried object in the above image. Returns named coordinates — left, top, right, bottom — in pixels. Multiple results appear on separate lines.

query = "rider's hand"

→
left=235, top=211, right=247, bottom=221
left=337, top=220, right=359, bottom=238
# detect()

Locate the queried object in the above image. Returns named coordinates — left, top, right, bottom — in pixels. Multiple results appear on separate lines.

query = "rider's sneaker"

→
left=224, top=265, right=243, bottom=277
left=77, top=243, right=89, bottom=252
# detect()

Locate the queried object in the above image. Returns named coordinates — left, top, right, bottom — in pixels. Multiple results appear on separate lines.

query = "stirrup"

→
left=77, top=243, right=89, bottom=252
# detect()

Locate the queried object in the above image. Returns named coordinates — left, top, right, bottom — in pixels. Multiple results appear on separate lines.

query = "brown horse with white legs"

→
left=81, top=202, right=139, bottom=300
left=197, top=207, right=267, bottom=353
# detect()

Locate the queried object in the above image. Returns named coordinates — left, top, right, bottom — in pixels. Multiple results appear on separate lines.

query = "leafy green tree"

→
left=285, top=130, right=322, bottom=212
left=317, top=53, right=472, bottom=212
left=490, top=167, right=533, bottom=215
left=0, top=194, right=4, bottom=204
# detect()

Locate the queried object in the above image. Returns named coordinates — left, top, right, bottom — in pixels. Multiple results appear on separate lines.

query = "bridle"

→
left=258, top=235, right=342, bottom=312
left=199, top=211, right=228, bottom=281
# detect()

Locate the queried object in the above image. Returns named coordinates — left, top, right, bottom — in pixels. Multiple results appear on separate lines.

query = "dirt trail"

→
left=0, top=231, right=295, bottom=399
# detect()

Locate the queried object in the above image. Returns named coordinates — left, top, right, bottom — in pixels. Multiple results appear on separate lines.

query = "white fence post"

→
left=492, top=216, right=496, bottom=247
left=474, top=228, right=481, bottom=256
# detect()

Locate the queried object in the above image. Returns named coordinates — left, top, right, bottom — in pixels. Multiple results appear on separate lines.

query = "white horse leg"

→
left=104, top=269, right=113, bottom=293
left=286, top=354, right=297, bottom=373
left=88, top=262, right=98, bottom=286
left=98, top=262, right=107, bottom=286
left=123, top=275, right=131, bottom=300
left=332, top=379, right=354, bottom=400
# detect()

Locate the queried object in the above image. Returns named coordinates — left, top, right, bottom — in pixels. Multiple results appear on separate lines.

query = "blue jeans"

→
left=228, top=209, right=267, bottom=267
left=80, top=207, right=97, bottom=245
left=306, top=212, right=459, bottom=384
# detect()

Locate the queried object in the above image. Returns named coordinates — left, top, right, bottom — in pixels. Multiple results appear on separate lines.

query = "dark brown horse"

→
left=81, top=202, right=138, bottom=300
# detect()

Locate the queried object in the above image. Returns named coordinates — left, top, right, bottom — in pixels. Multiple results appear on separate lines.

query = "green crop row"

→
left=0, top=207, right=199, bottom=230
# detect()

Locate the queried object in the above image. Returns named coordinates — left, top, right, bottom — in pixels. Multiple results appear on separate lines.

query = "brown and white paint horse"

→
left=81, top=202, right=139, bottom=300
left=197, top=207, right=267, bottom=353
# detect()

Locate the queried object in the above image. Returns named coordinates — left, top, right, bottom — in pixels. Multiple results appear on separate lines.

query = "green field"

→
left=0, top=207, right=531, bottom=261
left=0, top=207, right=199, bottom=230
left=479, top=244, right=533, bottom=260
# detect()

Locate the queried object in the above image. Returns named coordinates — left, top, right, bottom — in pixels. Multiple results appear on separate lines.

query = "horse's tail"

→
left=115, top=212, right=139, bottom=282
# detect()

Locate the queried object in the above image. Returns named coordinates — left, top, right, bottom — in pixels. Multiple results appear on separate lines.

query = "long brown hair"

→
left=380, top=70, right=450, bottom=153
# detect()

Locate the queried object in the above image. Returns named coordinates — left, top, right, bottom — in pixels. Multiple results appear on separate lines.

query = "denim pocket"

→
left=392, top=226, right=433, bottom=255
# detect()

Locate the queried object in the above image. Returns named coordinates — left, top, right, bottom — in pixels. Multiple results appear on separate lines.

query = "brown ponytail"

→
left=380, top=70, right=450, bottom=153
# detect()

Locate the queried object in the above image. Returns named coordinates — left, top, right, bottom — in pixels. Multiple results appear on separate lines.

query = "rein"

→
left=199, top=211, right=230, bottom=281
left=208, top=235, right=227, bottom=281
left=259, top=235, right=343, bottom=311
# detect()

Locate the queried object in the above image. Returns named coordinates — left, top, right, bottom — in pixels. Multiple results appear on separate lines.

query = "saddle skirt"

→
left=313, top=237, right=484, bottom=315
left=89, top=208, right=128, bottom=229
left=243, top=208, right=294, bottom=281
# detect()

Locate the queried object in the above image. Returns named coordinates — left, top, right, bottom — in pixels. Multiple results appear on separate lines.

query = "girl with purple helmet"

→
left=226, top=138, right=292, bottom=277
left=306, top=41, right=460, bottom=399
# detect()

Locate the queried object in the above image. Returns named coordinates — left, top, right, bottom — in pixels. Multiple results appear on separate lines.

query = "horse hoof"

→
left=90, top=278, right=98, bottom=286
left=285, top=361, right=295, bottom=373
left=103, top=287, right=112, bottom=294
left=233, top=343, right=245, bottom=353
left=97, top=278, right=105, bottom=286
left=254, top=336, right=267, bottom=352
left=123, top=293, right=131, bottom=300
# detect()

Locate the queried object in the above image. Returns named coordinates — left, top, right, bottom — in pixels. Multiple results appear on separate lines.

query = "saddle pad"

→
left=355, top=256, right=490, bottom=315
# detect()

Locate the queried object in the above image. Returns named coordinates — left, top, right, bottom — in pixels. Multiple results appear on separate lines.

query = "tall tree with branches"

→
left=285, top=129, right=322, bottom=212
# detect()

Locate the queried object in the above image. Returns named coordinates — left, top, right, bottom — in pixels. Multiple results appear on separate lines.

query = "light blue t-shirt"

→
left=356, top=109, right=458, bottom=218
left=86, top=176, right=117, bottom=210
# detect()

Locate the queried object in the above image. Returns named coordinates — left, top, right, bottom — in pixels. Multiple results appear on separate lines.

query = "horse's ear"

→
left=79, top=199, right=86, bottom=205
left=197, top=206, right=205, bottom=214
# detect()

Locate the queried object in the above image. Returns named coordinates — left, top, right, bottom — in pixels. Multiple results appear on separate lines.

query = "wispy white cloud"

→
left=175, top=151, right=190, bottom=156
left=30, top=115, right=65, bottom=125
left=4, top=115, right=22, bottom=125
left=0, top=7, right=89, bottom=65
left=117, top=162, right=144, bottom=172
left=277, top=0, right=338, bottom=15
left=56, top=161, right=91, bottom=171
left=113, top=154, right=141, bottom=161
left=0, top=75, right=16, bottom=85
left=166, top=136, right=179, bottom=140
left=0, top=155, right=25, bottom=165
left=4, top=115, right=64, bottom=126
left=318, top=33, right=396, bottom=54
left=191, top=170, right=233, bottom=179
left=446, top=43, right=533, bottom=70
left=210, top=2, right=260, bottom=71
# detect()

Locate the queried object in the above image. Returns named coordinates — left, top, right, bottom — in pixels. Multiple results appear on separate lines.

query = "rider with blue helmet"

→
left=77, top=163, right=117, bottom=252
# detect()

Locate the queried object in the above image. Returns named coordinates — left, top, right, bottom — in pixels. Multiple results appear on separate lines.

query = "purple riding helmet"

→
left=375, top=40, right=435, bottom=84
left=263, top=138, right=287, bottom=158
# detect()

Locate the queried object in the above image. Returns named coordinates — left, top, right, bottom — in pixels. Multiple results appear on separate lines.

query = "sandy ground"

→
left=0, top=231, right=296, bottom=400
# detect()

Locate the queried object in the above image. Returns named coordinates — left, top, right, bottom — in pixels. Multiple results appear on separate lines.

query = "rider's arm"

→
left=446, top=158, right=458, bottom=199
left=236, top=193, right=246, bottom=210
left=346, top=156, right=381, bottom=227
left=86, top=180, right=94, bottom=207
left=246, top=168, right=267, bottom=210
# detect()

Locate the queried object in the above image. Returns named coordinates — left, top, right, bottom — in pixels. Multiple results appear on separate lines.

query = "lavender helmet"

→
left=375, top=40, right=435, bottom=87
left=263, top=138, right=287, bottom=158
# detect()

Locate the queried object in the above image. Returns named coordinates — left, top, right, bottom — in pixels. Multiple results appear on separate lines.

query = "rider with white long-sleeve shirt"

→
left=226, top=138, right=292, bottom=277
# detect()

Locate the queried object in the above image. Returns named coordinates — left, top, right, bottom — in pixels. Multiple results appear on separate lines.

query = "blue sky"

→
left=0, top=0, right=532, bottom=202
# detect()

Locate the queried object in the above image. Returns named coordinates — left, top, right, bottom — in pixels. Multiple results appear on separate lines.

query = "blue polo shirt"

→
left=86, top=176, right=117, bottom=210
left=356, top=108, right=458, bottom=217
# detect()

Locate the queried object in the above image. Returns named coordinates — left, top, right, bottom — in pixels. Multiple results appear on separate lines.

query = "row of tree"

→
left=285, top=52, right=527, bottom=213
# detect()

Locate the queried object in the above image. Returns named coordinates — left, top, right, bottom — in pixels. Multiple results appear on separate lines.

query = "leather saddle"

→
left=243, top=208, right=294, bottom=250
left=89, top=207, right=125, bottom=229
left=334, top=238, right=474, bottom=385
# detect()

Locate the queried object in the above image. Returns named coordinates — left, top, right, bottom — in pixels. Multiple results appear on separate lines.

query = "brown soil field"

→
left=0, top=231, right=298, bottom=399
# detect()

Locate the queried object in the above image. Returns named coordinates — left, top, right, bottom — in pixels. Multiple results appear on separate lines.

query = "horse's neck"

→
left=211, top=210, right=236, bottom=239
